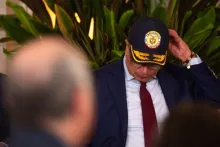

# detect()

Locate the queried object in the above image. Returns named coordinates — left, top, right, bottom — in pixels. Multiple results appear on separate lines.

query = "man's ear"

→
left=125, top=39, right=129, bottom=45
left=125, top=39, right=129, bottom=56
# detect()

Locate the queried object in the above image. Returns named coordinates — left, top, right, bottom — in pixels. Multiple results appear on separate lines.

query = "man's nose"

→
left=140, top=66, right=149, bottom=74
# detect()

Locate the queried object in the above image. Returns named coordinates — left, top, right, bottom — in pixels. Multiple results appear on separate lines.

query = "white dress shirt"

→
left=124, top=56, right=202, bottom=147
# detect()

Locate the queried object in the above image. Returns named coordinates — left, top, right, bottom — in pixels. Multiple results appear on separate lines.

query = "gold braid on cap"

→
left=153, top=53, right=166, bottom=62
left=130, top=45, right=167, bottom=65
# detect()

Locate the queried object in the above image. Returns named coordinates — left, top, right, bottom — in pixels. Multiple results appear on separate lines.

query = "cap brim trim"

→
left=130, top=45, right=167, bottom=65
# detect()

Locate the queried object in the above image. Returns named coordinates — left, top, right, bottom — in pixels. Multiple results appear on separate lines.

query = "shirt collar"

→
left=123, top=56, right=134, bottom=81
left=123, top=55, right=157, bottom=82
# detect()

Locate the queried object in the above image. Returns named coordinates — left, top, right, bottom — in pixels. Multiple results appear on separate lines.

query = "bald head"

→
left=7, top=36, right=95, bottom=130
left=10, top=36, right=89, bottom=87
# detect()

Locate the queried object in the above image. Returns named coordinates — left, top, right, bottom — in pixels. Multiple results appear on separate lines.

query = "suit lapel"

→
left=157, top=68, right=178, bottom=110
left=107, top=59, right=128, bottom=144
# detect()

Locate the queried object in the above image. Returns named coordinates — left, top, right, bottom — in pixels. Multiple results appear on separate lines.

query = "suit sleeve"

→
left=188, top=62, right=220, bottom=105
left=165, top=62, right=220, bottom=107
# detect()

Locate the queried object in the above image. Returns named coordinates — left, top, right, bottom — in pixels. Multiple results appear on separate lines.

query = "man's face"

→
left=125, top=41, right=162, bottom=82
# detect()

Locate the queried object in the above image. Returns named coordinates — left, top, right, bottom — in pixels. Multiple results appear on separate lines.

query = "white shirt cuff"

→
left=189, top=57, right=202, bottom=65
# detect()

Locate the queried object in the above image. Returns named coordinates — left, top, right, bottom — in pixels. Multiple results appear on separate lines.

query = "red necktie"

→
left=140, top=82, right=158, bottom=146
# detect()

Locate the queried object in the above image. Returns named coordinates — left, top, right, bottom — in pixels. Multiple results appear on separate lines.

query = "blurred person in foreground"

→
left=90, top=17, right=220, bottom=147
left=156, top=102, right=220, bottom=147
left=6, top=36, right=96, bottom=147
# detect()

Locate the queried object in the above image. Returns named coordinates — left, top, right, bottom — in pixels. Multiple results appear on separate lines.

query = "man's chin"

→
left=136, top=77, right=152, bottom=83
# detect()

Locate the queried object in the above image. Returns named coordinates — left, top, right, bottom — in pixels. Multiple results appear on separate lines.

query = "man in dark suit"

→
left=90, top=18, right=220, bottom=147
left=6, top=36, right=96, bottom=147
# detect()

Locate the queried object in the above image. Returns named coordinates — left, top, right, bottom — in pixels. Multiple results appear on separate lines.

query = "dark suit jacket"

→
left=90, top=59, right=220, bottom=147
left=0, top=73, right=9, bottom=142
left=8, top=128, right=66, bottom=147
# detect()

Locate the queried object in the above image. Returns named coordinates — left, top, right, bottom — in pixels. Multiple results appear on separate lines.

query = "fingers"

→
left=168, top=29, right=177, bottom=35
left=168, top=29, right=182, bottom=44
left=169, top=29, right=179, bottom=39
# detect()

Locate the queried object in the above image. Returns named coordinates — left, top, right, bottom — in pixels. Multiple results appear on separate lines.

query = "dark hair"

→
left=7, top=57, right=76, bottom=128
left=157, top=102, right=220, bottom=147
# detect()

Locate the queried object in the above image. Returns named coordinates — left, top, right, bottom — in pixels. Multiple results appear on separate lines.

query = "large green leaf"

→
left=167, top=0, right=177, bottom=21
left=6, top=1, right=39, bottom=36
left=55, top=4, right=74, bottom=40
left=197, top=8, right=216, bottom=24
left=183, top=8, right=216, bottom=50
left=179, top=10, right=192, bottom=37
left=94, top=19, right=102, bottom=62
left=20, top=0, right=51, bottom=25
left=115, top=24, right=127, bottom=47
left=206, top=38, right=220, bottom=56
left=30, top=20, right=56, bottom=34
left=185, top=0, right=218, bottom=31
left=167, top=0, right=179, bottom=30
left=0, top=15, right=34, bottom=44
left=148, top=0, right=157, bottom=16
left=103, top=6, right=119, bottom=50
left=151, top=5, right=168, bottom=26
left=119, top=9, right=134, bottom=30
left=78, top=27, right=95, bottom=61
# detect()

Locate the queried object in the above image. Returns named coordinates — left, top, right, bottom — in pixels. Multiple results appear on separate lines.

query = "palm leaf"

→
left=179, top=10, right=192, bottom=37
left=19, top=0, right=51, bottom=25
left=183, top=8, right=216, bottom=50
left=78, top=27, right=95, bottom=61
left=167, top=0, right=177, bottom=22
left=151, top=5, right=168, bottom=26
left=119, top=9, right=134, bottom=30
left=103, top=6, right=119, bottom=50
left=55, top=4, right=74, bottom=40
left=0, top=15, right=34, bottom=44
left=7, top=1, right=39, bottom=36
left=206, top=38, right=220, bottom=56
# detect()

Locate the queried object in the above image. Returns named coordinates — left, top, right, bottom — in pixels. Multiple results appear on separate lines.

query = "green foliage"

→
left=0, top=15, right=34, bottom=44
left=183, top=8, right=215, bottom=51
left=0, top=0, right=220, bottom=76
left=55, top=4, right=74, bottom=40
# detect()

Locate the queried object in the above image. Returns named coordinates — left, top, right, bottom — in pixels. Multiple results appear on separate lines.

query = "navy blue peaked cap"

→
left=128, top=17, right=169, bottom=65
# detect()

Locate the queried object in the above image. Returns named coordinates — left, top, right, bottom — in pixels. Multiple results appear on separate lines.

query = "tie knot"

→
left=141, top=82, right=146, bottom=87
left=141, top=82, right=146, bottom=85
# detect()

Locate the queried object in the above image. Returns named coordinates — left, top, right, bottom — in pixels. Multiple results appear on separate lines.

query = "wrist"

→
left=181, top=50, right=192, bottom=62
left=182, top=51, right=197, bottom=68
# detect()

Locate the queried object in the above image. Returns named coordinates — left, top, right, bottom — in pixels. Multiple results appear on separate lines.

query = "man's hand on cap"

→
left=168, top=29, right=191, bottom=62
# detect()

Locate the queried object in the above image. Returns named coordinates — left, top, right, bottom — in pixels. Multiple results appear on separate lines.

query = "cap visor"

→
left=130, top=46, right=167, bottom=65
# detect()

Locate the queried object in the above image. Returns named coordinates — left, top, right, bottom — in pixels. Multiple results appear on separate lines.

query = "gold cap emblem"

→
left=145, top=31, right=161, bottom=49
